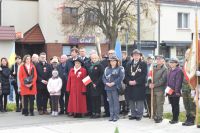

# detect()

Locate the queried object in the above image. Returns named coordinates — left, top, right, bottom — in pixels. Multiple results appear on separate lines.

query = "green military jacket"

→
left=153, top=64, right=168, bottom=92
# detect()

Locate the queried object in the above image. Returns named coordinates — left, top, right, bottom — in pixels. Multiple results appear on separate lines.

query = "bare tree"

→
left=63, top=0, right=155, bottom=49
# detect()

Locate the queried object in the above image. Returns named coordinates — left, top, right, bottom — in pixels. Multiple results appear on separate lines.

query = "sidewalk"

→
left=0, top=112, right=199, bottom=133
left=0, top=97, right=196, bottom=133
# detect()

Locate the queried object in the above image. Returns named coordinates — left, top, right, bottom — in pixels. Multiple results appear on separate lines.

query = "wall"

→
left=2, top=0, right=39, bottom=33
left=155, top=4, right=200, bottom=42
left=0, top=41, right=15, bottom=66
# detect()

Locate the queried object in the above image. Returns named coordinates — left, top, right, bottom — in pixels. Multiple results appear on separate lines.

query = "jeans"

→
left=106, top=90, right=119, bottom=119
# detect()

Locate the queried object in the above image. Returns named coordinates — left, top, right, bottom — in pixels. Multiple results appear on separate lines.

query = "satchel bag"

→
left=23, top=65, right=34, bottom=89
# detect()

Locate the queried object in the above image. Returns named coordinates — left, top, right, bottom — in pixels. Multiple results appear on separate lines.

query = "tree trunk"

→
left=109, top=31, right=118, bottom=50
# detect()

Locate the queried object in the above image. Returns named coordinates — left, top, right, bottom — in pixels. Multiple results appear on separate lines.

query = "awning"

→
left=0, top=26, right=16, bottom=41
left=134, top=40, right=157, bottom=48
left=16, top=24, right=45, bottom=44
left=161, top=41, right=192, bottom=47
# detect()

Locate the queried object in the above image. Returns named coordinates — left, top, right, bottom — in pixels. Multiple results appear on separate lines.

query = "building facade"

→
left=154, top=0, right=200, bottom=59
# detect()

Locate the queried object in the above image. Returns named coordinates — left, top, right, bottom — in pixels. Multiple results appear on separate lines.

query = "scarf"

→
left=89, top=61, right=100, bottom=73
left=74, top=66, right=81, bottom=74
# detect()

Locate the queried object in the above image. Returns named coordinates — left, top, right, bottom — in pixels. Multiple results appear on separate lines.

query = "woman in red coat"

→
left=67, top=58, right=87, bottom=117
left=19, top=55, right=37, bottom=116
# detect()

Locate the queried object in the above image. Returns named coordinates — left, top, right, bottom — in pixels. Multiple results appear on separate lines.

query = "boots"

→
left=182, top=115, right=195, bottom=126
left=182, top=115, right=189, bottom=126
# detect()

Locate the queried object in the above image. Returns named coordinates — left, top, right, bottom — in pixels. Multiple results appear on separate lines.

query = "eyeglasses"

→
left=108, top=53, right=114, bottom=54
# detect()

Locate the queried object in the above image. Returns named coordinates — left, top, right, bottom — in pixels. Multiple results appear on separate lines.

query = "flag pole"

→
left=195, top=4, right=199, bottom=126
left=151, top=64, right=154, bottom=119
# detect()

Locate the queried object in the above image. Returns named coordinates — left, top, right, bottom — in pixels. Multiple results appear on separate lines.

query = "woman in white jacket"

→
left=47, top=69, right=62, bottom=116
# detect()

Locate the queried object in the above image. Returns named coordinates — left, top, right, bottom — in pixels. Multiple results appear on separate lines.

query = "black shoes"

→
left=16, top=108, right=21, bottom=112
left=30, top=112, right=34, bottom=116
left=91, top=113, right=101, bottom=118
left=129, top=116, right=137, bottom=120
left=24, top=113, right=29, bottom=116
left=169, top=120, right=178, bottom=124
left=197, top=125, right=200, bottom=128
left=59, top=111, right=64, bottom=115
left=154, top=118, right=163, bottom=123
left=129, top=116, right=141, bottom=121
left=102, top=114, right=110, bottom=117
left=136, top=117, right=142, bottom=121
left=182, top=116, right=195, bottom=126
left=182, top=120, right=194, bottom=126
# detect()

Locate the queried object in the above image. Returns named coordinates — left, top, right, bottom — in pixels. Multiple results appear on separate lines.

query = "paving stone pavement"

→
left=0, top=97, right=198, bottom=133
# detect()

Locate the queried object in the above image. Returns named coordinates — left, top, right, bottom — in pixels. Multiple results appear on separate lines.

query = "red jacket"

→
left=66, top=67, right=87, bottom=113
left=19, top=63, right=37, bottom=96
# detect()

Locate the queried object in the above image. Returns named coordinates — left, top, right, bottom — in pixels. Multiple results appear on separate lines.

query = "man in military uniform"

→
left=182, top=49, right=196, bottom=126
left=196, top=67, right=200, bottom=128
left=149, top=55, right=168, bottom=123
left=125, top=49, right=147, bottom=121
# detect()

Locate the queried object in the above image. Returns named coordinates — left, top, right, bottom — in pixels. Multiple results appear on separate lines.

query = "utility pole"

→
left=157, top=0, right=161, bottom=55
left=137, top=0, right=141, bottom=51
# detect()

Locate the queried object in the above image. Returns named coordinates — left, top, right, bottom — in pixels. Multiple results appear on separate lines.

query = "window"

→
left=177, top=13, right=190, bottom=29
left=62, top=7, right=78, bottom=24
left=84, top=9, right=98, bottom=25
left=176, top=47, right=186, bottom=57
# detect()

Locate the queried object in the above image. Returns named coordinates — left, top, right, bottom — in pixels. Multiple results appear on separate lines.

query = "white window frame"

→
left=177, top=12, right=190, bottom=29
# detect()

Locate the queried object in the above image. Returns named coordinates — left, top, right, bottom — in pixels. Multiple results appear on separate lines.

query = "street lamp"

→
left=137, top=0, right=141, bottom=51
left=157, top=0, right=161, bottom=55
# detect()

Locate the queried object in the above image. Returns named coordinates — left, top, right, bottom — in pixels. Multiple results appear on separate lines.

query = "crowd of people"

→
left=0, top=47, right=200, bottom=127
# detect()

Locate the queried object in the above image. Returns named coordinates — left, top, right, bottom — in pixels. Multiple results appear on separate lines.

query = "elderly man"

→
left=32, top=54, right=39, bottom=65
left=57, top=54, right=68, bottom=114
left=125, top=49, right=147, bottom=121
left=149, top=55, right=168, bottom=123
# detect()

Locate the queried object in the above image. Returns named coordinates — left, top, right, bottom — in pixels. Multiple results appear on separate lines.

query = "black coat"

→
left=124, top=60, right=147, bottom=101
left=87, top=62, right=104, bottom=96
left=36, top=62, right=52, bottom=89
left=0, top=66, right=11, bottom=95
left=57, top=63, right=68, bottom=91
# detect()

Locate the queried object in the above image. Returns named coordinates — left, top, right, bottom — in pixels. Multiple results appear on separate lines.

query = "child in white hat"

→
left=47, top=69, right=62, bottom=116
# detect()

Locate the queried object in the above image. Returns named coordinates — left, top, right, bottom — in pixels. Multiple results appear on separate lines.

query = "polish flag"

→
left=82, top=76, right=92, bottom=86
left=165, top=86, right=174, bottom=95
left=148, top=64, right=153, bottom=81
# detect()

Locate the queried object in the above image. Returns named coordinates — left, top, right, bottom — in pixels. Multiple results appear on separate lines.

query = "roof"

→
left=0, top=26, right=16, bottom=41
left=17, top=24, right=45, bottom=44
left=159, top=0, right=200, bottom=6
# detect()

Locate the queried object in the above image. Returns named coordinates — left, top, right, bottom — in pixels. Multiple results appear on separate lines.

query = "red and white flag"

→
left=148, top=64, right=153, bottom=81
left=165, top=86, right=174, bottom=95
left=82, top=75, right=92, bottom=86
left=185, top=11, right=199, bottom=90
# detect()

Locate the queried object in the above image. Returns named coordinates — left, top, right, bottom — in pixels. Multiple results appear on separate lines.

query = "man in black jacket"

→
left=125, top=49, right=147, bottom=121
left=57, top=54, right=68, bottom=114
left=11, top=56, right=22, bottom=112
left=36, top=52, right=52, bottom=115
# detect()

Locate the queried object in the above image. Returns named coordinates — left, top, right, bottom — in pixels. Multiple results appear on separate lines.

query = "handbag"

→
left=23, top=65, right=34, bottom=86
